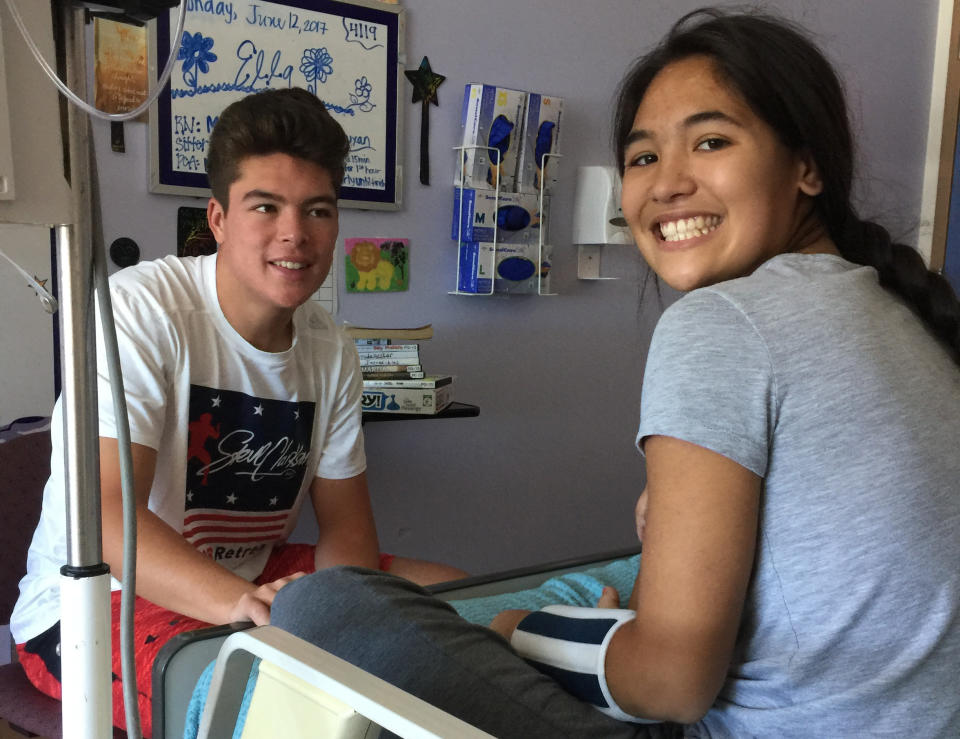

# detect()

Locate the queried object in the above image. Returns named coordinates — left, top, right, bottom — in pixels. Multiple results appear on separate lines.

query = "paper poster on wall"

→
left=149, top=0, right=405, bottom=210
left=345, top=237, right=408, bottom=292
left=94, top=18, right=148, bottom=116
left=177, top=206, right=217, bottom=257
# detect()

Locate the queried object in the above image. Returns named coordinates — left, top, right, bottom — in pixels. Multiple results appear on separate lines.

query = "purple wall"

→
left=89, top=0, right=939, bottom=574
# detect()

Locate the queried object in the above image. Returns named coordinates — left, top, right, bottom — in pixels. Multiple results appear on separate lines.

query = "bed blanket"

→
left=183, top=554, right=641, bottom=738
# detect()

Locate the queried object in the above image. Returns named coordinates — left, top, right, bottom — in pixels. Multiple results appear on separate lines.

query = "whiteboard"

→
left=149, top=0, right=405, bottom=209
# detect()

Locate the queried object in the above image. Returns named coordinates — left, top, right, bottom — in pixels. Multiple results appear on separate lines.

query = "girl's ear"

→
left=797, top=150, right=823, bottom=197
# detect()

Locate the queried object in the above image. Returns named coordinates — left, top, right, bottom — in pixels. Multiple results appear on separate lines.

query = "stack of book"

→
left=357, top=340, right=424, bottom=380
left=343, top=324, right=455, bottom=415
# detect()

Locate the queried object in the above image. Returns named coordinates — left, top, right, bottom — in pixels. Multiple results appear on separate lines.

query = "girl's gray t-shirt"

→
left=637, top=253, right=960, bottom=738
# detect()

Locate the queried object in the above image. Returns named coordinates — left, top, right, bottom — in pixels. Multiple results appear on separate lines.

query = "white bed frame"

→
left=154, top=546, right=641, bottom=739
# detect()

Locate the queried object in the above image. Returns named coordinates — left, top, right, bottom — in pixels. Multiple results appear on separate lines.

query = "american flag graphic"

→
left=183, top=385, right=315, bottom=564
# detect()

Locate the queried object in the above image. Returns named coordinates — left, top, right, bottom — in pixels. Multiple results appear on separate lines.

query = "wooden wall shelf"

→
left=362, top=401, right=479, bottom=424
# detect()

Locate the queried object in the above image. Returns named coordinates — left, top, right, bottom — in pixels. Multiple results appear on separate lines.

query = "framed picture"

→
left=149, top=0, right=405, bottom=210
left=176, top=206, right=216, bottom=257
left=344, top=237, right=409, bottom=292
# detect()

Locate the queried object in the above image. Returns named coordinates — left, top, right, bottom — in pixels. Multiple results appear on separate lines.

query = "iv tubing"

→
left=90, top=137, right=142, bottom=738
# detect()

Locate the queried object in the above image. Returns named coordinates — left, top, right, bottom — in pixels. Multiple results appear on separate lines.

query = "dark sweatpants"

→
left=272, top=566, right=677, bottom=739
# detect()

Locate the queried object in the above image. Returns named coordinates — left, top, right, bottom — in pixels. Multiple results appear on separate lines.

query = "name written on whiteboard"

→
left=172, top=39, right=294, bottom=98
left=236, top=40, right=294, bottom=87
left=349, top=135, right=373, bottom=152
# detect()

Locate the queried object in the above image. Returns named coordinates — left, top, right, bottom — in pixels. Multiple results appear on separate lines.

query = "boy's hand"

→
left=228, top=572, right=308, bottom=625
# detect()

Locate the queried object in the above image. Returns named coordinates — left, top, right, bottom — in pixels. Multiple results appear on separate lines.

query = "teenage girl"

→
left=272, top=10, right=960, bottom=738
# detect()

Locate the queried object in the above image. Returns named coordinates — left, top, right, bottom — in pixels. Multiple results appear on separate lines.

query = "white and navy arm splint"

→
left=510, top=605, right=659, bottom=724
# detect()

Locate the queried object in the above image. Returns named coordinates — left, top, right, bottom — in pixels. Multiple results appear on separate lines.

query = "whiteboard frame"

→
left=148, top=0, right=405, bottom=210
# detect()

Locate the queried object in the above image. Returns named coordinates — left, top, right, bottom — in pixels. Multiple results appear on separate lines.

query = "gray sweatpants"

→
left=271, top=566, right=672, bottom=739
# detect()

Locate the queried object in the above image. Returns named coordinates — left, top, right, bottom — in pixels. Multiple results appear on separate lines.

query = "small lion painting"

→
left=345, top=238, right=409, bottom=293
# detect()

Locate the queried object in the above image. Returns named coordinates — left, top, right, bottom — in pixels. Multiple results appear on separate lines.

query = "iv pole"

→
left=4, top=1, right=185, bottom=734
left=55, top=3, right=113, bottom=735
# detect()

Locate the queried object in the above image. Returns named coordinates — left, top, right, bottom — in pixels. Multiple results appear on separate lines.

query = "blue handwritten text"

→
left=175, top=136, right=207, bottom=154
left=176, top=152, right=202, bottom=171
left=302, top=18, right=327, bottom=35
left=245, top=4, right=287, bottom=29
left=235, top=40, right=294, bottom=88
left=174, top=114, right=202, bottom=135
left=187, top=0, right=237, bottom=24
left=342, top=18, right=382, bottom=50
left=348, top=134, right=373, bottom=152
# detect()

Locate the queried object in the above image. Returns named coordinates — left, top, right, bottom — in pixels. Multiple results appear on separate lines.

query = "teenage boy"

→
left=11, top=87, right=465, bottom=735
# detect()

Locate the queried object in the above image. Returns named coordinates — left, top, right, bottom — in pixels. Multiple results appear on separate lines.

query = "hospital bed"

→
left=152, top=545, right=642, bottom=739
left=1, top=423, right=640, bottom=737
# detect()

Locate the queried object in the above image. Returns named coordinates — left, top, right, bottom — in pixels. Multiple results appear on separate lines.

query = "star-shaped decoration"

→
left=211, top=396, right=221, bottom=407
left=294, top=410, right=300, bottom=420
left=269, top=496, right=278, bottom=506
left=253, top=404, right=264, bottom=416
left=186, top=490, right=193, bottom=502
left=405, top=56, right=445, bottom=106
left=404, top=56, right=445, bottom=185
left=226, top=492, right=237, bottom=504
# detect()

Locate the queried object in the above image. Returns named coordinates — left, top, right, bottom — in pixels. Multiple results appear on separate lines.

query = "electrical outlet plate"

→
left=577, top=245, right=618, bottom=280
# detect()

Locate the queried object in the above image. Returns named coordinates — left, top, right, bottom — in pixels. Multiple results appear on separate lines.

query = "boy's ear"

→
left=797, top=150, right=823, bottom=197
left=207, top=197, right=226, bottom=244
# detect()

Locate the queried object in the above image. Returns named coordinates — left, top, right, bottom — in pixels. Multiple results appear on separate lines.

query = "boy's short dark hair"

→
left=207, top=87, right=350, bottom=208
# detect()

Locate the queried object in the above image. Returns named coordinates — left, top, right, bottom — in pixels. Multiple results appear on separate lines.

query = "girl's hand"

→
left=489, top=586, right=626, bottom=641
left=489, top=609, right=530, bottom=640
left=597, top=585, right=620, bottom=608
left=636, top=487, right=650, bottom=542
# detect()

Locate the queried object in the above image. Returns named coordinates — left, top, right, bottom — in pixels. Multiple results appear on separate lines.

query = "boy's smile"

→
left=207, top=152, right=339, bottom=351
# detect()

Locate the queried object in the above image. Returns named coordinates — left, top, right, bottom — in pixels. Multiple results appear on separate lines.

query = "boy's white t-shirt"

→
left=11, top=254, right=366, bottom=642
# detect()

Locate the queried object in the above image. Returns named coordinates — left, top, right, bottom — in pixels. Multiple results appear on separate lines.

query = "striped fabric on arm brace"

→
left=510, top=605, right=658, bottom=723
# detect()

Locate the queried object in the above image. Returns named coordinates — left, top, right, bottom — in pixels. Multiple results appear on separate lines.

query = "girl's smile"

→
left=655, top=214, right=723, bottom=244
left=620, top=55, right=830, bottom=291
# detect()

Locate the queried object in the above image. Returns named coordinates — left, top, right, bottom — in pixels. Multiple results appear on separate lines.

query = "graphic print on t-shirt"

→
left=184, top=385, right=316, bottom=566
